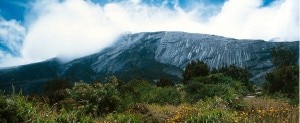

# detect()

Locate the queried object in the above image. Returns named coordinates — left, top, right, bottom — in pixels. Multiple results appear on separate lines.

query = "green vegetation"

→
left=156, top=77, right=175, bottom=87
left=182, top=60, right=210, bottom=84
left=264, top=47, right=299, bottom=103
left=0, top=48, right=298, bottom=122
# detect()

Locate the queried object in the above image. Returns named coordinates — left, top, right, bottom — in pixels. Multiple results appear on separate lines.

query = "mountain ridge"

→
left=0, top=31, right=298, bottom=94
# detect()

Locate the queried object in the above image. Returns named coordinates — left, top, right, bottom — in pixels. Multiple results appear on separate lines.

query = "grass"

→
left=0, top=93, right=298, bottom=123
left=1, top=79, right=299, bottom=123
left=105, top=97, right=299, bottom=123
left=235, top=97, right=299, bottom=123
left=0, top=93, right=94, bottom=123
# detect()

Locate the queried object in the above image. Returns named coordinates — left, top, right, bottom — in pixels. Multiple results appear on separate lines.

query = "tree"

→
left=265, top=47, right=299, bottom=98
left=182, top=60, right=210, bottom=84
left=270, top=47, right=297, bottom=67
left=265, top=66, right=299, bottom=97
left=183, top=74, right=246, bottom=103
left=212, top=65, right=250, bottom=89
left=43, top=78, right=72, bottom=104
left=156, top=77, right=175, bottom=87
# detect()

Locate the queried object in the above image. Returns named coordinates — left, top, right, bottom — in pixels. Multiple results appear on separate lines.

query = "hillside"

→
left=0, top=31, right=298, bottom=93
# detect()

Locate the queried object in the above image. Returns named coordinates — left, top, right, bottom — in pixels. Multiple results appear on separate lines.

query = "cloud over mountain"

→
left=0, top=0, right=298, bottom=67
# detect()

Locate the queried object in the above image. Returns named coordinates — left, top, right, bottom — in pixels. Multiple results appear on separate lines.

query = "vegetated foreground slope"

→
left=0, top=31, right=298, bottom=93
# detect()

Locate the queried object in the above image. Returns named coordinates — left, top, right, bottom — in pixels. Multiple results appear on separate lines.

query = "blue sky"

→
left=0, top=0, right=298, bottom=67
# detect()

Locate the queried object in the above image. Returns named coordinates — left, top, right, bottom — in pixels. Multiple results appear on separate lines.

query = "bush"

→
left=104, top=113, right=143, bottom=122
left=265, top=66, right=299, bottom=98
left=184, top=82, right=232, bottom=103
left=0, top=94, right=35, bottom=122
left=212, top=65, right=251, bottom=89
left=66, top=81, right=121, bottom=116
left=213, top=65, right=248, bottom=82
left=264, top=47, right=299, bottom=99
left=183, top=74, right=247, bottom=103
left=187, top=109, right=235, bottom=122
left=119, top=79, right=153, bottom=104
left=156, top=77, right=175, bottom=87
left=0, top=94, right=18, bottom=122
left=119, top=79, right=182, bottom=105
left=43, top=78, right=72, bottom=105
left=143, top=87, right=182, bottom=105
left=182, top=60, right=210, bottom=84
left=128, top=103, right=149, bottom=114
left=270, top=47, right=298, bottom=67
left=55, top=108, right=93, bottom=123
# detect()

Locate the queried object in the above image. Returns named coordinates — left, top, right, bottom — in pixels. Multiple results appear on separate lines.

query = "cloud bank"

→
left=0, top=0, right=299, bottom=67
left=0, top=17, right=26, bottom=67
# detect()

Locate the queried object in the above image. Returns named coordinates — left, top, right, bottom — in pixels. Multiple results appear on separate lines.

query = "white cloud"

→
left=22, top=0, right=122, bottom=62
left=0, top=18, right=25, bottom=54
left=0, top=17, right=27, bottom=67
left=207, top=0, right=299, bottom=41
left=0, top=0, right=299, bottom=67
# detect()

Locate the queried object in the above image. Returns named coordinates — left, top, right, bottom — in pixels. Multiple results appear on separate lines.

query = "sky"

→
left=0, top=0, right=299, bottom=68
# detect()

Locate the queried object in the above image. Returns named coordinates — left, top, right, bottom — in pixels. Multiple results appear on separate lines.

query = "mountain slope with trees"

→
left=0, top=32, right=298, bottom=94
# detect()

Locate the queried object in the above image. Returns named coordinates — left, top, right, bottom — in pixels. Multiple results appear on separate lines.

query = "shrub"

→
left=187, top=109, right=235, bottom=123
left=119, top=79, right=153, bottom=104
left=143, top=87, right=182, bottom=105
left=0, top=94, right=35, bottom=122
left=182, top=60, right=210, bottom=84
left=55, top=108, right=93, bottom=123
left=57, top=98, right=77, bottom=111
left=104, top=113, right=143, bottom=122
left=264, top=47, right=299, bottom=99
left=156, top=77, right=175, bottom=87
left=270, top=47, right=298, bottom=67
left=43, top=78, right=72, bottom=105
left=265, top=66, right=299, bottom=98
left=66, top=81, right=121, bottom=116
left=0, top=94, right=18, bottom=122
left=212, top=65, right=251, bottom=89
left=128, top=103, right=149, bottom=114
left=213, top=65, right=248, bottom=82
left=184, top=82, right=232, bottom=103
left=183, top=74, right=247, bottom=103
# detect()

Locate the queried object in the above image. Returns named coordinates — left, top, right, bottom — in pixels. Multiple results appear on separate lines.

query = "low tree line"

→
left=0, top=47, right=298, bottom=122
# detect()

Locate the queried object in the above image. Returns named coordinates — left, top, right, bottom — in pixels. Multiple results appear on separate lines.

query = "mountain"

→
left=0, top=31, right=298, bottom=94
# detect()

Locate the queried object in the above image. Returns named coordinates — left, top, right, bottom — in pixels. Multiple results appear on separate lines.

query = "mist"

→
left=0, top=0, right=298, bottom=67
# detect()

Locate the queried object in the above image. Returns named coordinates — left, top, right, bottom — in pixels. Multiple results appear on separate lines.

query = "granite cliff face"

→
left=0, top=31, right=298, bottom=93
left=60, top=31, right=298, bottom=82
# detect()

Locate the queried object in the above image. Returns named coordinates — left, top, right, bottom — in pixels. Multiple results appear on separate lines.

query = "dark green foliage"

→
left=182, top=60, right=210, bottom=84
left=0, top=95, right=18, bottom=122
left=265, top=47, right=299, bottom=100
left=119, top=79, right=153, bottom=104
left=43, top=78, right=72, bottom=105
left=0, top=59, right=60, bottom=83
left=212, top=65, right=249, bottom=83
left=119, top=79, right=181, bottom=105
left=156, top=77, right=175, bottom=87
left=67, top=77, right=122, bottom=116
left=184, top=82, right=236, bottom=103
left=212, top=65, right=251, bottom=90
left=105, top=113, right=143, bottom=122
left=0, top=60, right=60, bottom=94
left=265, top=66, right=299, bottom=98
left=183, top=74, right=246, bottom=103
left=63, top=63, right=96, bottom=82
left=181, top=61, right=248, bottom=104
left=143, top=87, right=182, bottom=105
left=270, top=47, right=298, bottom=67
left=0, top=94, right=35, bottom=123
